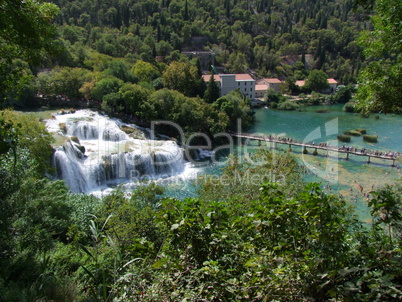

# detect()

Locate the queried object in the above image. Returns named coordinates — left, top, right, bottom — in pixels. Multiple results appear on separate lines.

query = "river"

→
left=38, top=105, right=402, bottom=222
left=166, top=104, right=402, bottom=222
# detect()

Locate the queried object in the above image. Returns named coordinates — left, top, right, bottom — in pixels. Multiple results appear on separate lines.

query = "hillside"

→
left=48, top=0, right=369, bottom=84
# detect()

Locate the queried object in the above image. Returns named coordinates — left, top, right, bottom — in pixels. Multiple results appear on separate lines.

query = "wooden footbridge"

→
left=230, top=132, right=400, bottom=167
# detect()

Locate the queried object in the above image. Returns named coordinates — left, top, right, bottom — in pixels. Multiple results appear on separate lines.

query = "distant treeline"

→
left=48, top=0, right=369, bottom=83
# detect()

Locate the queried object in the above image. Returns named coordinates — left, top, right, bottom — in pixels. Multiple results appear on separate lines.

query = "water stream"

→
left=45, top=106, right=402, bottom=221
left=46, top=110, right=188, bottom=194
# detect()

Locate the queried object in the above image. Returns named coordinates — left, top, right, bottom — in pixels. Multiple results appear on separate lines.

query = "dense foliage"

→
left=1, top=116, right=402, bottom=301
left=1, top=1, right=402, bottom=301
left=48, top=0, right=366, bottom=83
left=356, top=0, right=402, bottom=113
left=0, top=0, right=59, bottom=104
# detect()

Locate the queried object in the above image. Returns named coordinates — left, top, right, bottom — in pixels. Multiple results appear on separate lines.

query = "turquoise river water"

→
left=166, top=104, right=402, bottom=223
left=34, top=106, right=402, bottom=223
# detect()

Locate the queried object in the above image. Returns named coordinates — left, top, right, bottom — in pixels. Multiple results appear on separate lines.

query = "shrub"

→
left=355, top=128, right=367, bottom=134
left=120, top=125, right=135, bottom=134
left=337, top=134, right=351, bottom=142
left=344, top=130, right=361, bottom=136
left=343, top=101, right=355, bottom=112
left=363, top=135, right=378, bottom=143
left=277, top=100, right=300, bottom=111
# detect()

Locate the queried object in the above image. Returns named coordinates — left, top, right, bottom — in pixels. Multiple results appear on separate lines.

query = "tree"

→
left=333, top=84, right=355, bottom=103
left=10, top=179, right=71, bottom=252
left=227, top=52, right=249, bottom=73
left=0, top=0, right=59, bottom=59
left=280, top=76, right=300, bottom=95
left=1, top=110, right=54, bottom=174
left=132, top=60, right=161, bottom=83
left=0, top=0, right=59, bottom=103
left=103, top=59, right=136, bottom=83
left=40, top=67, right=93, bottom=99
left=356, top=0, right=402, bottom=113
left=91, top=76, right=124, bottom=102
left=162, top=61, right=202, bottom=97
left=203, top=74, right=220, bottom=104
left=156, top=40, right=173, bottom=56
left=305, top=69, right=329, bottom=92
left=119, top=83, right=150, bottom=115
left=212, top=90, right=253, bottom=129
left=265, top=88, right=286, bottom=104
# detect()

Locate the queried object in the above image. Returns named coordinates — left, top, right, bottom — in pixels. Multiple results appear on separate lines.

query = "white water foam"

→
left=46, top=110, right=196, bottom=194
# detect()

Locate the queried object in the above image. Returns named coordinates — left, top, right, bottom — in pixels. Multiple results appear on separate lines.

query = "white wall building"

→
left=255, top=78, right=283, bottom=98
left=256, top=78, right=282, bottom=92
left=202, top=73, right=255, bottom=99
left=296, top=78, right=338, bottom=94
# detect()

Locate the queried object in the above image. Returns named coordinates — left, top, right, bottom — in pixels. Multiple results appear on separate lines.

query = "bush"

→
left=355, top=128, right=367, bottom=134
left=333, top=85, right=354, bottom=103
left=120, top=125, right=143, bottom=139
left=344, top=130, right=362, bottom=136
left=337, top=134, right=351, bottom=142
left=343, top=101, right=356, bottom=112
left=363, top=135, right=378, bottom=143
left=277, top=100, right=300, bottom=111
left=120, top=125, right=135, bottom=134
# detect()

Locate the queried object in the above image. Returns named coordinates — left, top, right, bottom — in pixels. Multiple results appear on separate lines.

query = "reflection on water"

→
left=249, top=105, right=402, bottom=222
left=166, top=106, right=402, bottom=222
left=29, top=107, right=402, bottom=221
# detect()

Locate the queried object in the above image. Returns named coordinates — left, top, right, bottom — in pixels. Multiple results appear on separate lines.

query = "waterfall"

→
left=66, top=120, right=99, bottom=140
left=47, top=110, right=185, bottom=193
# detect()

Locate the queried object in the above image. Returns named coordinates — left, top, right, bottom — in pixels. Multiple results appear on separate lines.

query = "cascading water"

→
left=46, top=110, right=186, bottom=193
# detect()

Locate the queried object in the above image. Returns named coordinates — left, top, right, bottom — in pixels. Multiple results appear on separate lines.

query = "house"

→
left=254, top=78, right=282, bottom=98
left=202, top=73, right=255, bottom=99
left=295, top=80, right=306, bottom=88
left=325, top=78, right=338, bottom=94
left=295, top=78, right=338, bottom=94
left=255, top=84, right=269, bottom=98
left=257, top=78, right=282, bottom=92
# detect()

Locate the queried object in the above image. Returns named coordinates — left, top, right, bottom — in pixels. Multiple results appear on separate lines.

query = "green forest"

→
left=1, top=0, right=402, bottom=301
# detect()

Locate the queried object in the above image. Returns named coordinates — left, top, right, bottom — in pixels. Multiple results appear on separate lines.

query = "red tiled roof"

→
left=202, top=73, right=254, bottom=82
left=235, top=74, right=254, bottom=81
left=295, top=78, right=338, bottom=86
left=202, top=74, right=221, bottom=82
left=265, top=78, right=282, bottom=84
left=255, top=84, right=268, bottom=91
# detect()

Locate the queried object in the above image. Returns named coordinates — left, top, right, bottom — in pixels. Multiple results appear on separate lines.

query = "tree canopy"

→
left=0, top=0, right=59, bottom=103
left=356, top=0, right=402, bottom=113
left=305, top=69, right=329, bottom=92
